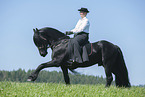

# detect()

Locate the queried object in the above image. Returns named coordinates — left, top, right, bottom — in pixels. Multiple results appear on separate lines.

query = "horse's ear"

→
left=33, top=28, right=39, bottom=35
left=33, top=29, right=36, bottom=33
left=36, top=28, right=39, bottom=32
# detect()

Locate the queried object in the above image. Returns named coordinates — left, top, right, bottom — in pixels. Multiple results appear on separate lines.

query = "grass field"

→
left=0, top=82, right=144, bottom=97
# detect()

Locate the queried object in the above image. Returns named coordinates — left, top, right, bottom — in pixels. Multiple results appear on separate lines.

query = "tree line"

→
left=0, top=68, right=115, bottom=85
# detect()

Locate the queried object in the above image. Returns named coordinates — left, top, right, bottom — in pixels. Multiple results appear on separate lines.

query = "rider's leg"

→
left=72, top=33, right=88, bottom=63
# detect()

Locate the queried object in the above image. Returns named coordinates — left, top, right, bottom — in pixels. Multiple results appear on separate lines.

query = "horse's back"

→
left=85, top=40, right=119, bottom=61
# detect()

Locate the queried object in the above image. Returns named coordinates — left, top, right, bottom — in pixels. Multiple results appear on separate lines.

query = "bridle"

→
left=39, top=35, right=47, bottom=41
left=39, top=35, right=50, bottom=49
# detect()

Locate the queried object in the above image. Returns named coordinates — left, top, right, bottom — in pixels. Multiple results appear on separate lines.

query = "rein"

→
left=39, top=35, right=47, bottom=41
left=40, top=35, right=69, bottom=49
left=39, top=32, right=93, bottom=57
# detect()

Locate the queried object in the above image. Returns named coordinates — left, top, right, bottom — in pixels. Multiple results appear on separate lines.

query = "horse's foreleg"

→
left=61, top=66, right=70, bottom=85
left=27, top=60, right=59, bottom=81
left=35, top=60, right=60, bottom=73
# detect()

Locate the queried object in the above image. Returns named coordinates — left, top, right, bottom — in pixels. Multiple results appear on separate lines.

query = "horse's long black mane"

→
left=40, top=27, right=66, bottom=37
left=39, top=27, right=70, bottom=43
left=40, top=27, right=62, bottom=33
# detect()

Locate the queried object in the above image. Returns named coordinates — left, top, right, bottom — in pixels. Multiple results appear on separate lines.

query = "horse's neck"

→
left=58, top=35, right=70, bottom=40
left=50, top=35, right=69, bottom=47
left=42, top=27, right=70, bottom=48
left=51, top=38, right=69, bottom=50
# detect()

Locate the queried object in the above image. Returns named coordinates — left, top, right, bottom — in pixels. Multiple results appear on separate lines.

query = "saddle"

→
left=83, top=42, right=92, bottom=56
left=68, top=39, right=92, bottom=63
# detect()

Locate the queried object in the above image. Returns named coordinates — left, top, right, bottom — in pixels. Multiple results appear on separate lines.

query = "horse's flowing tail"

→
left=115, top=46, right=131, bottom=87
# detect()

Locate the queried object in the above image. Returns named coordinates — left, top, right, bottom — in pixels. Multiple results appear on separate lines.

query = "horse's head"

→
left=33, top=28, right=49, bottom=57
left=33, top=27, right=68, bottom=57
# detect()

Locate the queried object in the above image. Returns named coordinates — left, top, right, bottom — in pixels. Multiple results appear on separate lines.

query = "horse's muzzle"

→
left=40, top=51, right=48, bottom=57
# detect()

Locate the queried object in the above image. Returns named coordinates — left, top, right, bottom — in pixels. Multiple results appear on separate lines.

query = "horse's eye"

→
left=39, top=45, right=44, bottom=49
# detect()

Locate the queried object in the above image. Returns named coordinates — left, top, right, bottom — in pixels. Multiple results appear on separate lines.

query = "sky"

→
left=0, top=0, right=145, bottom=86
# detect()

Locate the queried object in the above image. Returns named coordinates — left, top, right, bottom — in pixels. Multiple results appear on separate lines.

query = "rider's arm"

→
left=71, top=20, right=81, bottom=33
left=71, top=18, right=90, bottom=34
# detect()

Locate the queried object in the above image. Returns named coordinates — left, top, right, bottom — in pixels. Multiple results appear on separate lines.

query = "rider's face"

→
left=80, top=11, right=87, bottom=18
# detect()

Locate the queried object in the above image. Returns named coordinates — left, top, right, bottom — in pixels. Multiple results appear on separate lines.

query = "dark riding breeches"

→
left=68, top=32, right=89, bottom=63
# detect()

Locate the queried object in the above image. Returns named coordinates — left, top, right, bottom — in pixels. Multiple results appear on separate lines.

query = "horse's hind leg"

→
left=105, top=67, right=113, bottom=87
left=103, top=60, right=114, bottom=87
left=115, top=75, right=122, bottom=87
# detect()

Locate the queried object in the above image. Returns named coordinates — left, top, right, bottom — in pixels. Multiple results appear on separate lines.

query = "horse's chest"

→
left=51, top=41, right=68, bottom=59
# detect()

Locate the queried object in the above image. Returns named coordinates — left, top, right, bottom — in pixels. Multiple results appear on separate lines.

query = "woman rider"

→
left=66, top=7, right=90, bottom=64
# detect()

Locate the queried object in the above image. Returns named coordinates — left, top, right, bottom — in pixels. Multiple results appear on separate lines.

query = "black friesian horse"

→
left=28, top=27, right=131, bottom=87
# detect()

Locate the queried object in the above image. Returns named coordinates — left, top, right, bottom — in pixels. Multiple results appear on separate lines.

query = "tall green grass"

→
left=0, top=82, right=144, bottom=97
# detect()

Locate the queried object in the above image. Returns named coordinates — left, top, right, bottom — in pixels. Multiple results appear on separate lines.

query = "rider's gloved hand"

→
left=65, top=31, right=73, bottom=35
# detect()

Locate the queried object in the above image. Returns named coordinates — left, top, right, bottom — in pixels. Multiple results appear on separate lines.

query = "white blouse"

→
left=71, top=17, right=90, bottom=33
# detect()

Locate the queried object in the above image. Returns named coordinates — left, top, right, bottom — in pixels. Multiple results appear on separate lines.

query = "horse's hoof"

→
left=27, top=74, right=38, bottom=81
left=105, top=85, right=110, bottom=88
left=27, top=78, right=32, bottom=82
left=27, top=75, right=35, bottom=82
